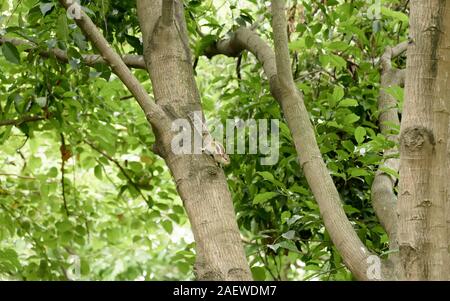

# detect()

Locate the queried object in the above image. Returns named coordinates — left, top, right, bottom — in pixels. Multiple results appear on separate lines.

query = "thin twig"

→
left=83, top=139, right=150, bottom=205
left=0, top=115, right=46, bottom=127
left=60, top=134, right=70, bottom=216
left=0, top=173, right=35, bottom=180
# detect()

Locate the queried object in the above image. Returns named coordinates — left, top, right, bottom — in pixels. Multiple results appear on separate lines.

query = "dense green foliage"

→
left=0, top=0, right=407, bottom=280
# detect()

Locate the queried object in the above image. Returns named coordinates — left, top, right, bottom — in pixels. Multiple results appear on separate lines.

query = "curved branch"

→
left=58, top=0, right=168, bottom=130
left=204, top=27, right=280, bottom=99
left=205, top=2, right=378, bottom=280
left=380, top=41, right=408, bottom=71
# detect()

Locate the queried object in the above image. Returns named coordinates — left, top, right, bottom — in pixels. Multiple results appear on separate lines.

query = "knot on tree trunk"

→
left=400, top=126, right=435, bottom=153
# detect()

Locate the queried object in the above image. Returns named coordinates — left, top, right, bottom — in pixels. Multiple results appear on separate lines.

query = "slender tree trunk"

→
left=398, top=0, right=450, bottom=280
left=136, top=0, right=251, bottom=280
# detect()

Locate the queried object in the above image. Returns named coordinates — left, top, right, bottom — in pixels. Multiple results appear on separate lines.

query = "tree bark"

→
left=136, top=0, right=251, bottom=280
left=398, top=0, right=450, bottom=280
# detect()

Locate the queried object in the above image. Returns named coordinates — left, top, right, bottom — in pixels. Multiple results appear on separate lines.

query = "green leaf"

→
left=94, top=165, right=103, bottom=180
left=251, top=266, right=266, bottom=281
left=35, top=97, right=47, bottom=108
left=253, top=192, right=278, bottom=205
left=348, top=168, right=370, bottom=178
left=278, top=240, right=299, bottom=253
left=56, top=13, right=69, bottom=41
left=329, top=54, right=347, bottom=69
left=287, top=215, right=301, bottom=226
left=344, top=113, right=360, bottom=124
left=381, top=7, right=408, bottom=23
left=332, top=86, right=345, bottom=102
left=354, top=126, right=366, bottom=144
left=289, top=184, right=309, bottom=195
left=327, top=41, right=349, bottom=51
left=282, top=230, right=296, bottom=240
left=173, top=205, right=185, bottom=215
left=2, top=42, right=21, bottom=64
left=289, top=38, right=306, bottom=51
left=281, top=211, right=291, bottom=224
left=379, top=166, right=399, bottom=179
left=39, top=3, right=54, bottom=16
left=384, top=85, right=404, bottom=102
left=338, top=98, right=358, bottom=107
left=257, top=171, right=275, bottom=182
left=343, top=204, right=360, bottom=214
left=267, top=243, right=280, bottom=252
left=256, top=171, right=285, bottom=188
left=80, top=258, right=90, bottom=275
left=162, top=220, right=173, bottom=234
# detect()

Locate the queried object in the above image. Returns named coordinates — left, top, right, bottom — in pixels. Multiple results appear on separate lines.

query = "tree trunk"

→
left=136, top=0, right=251, bottom=280
left=398, top=0, right=450, bottom=280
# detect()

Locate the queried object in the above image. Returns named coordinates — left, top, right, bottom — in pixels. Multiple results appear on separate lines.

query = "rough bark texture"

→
left=136, top=0, right=251, bottom=280
left=398, top=0, right=450, bottom=280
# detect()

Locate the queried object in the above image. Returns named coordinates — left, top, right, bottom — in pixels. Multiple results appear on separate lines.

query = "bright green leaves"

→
left=339, top=98, right=359, bottom=108
left=1, top=42, right=20, bottom=64
left=94, top=164, right=103, bottom=180
left=195, top=35, right=217, bottom=57
left=354, top=126, right=367, bottom=145
left=162, top=220, right=174, bottom=235
left=56, top=13, right=69, bottom=41
left=332, top=86, right=345, bottom=104
left=256, top=171, right=285, bottom=189
left=319, top=54, right=347, bottom=70
left=252, top=192, right=278, bottom=205
left=381, top=7, right=408, bottom=24
left=251, top=266, right=266, bottom=280
left=0, top=248, right=21, bottom=275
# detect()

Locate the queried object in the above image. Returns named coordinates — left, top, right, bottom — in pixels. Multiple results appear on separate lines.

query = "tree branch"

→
left=60, top=134, right=70, bottom=216
left=0, top=173, right=36, bottom=180
left=371, top=42, right=407, bottom=254
left=0, top=36, right=146, bottom=69
left=0, top=115, right=46, bottom=127
left=272, top=1, right=296, bottom=90
left=206, top=1, right=380, bottom=280
left=380, top=41, right=408, bottom=71
left=372, top=42, right=407, bottom=237
left=83, top=139, right=151, bottom=206
left=58, top=0, right=168, bottom=130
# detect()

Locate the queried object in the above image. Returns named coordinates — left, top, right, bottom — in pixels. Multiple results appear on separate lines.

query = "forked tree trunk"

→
left=397, top=0, right=450, bottom=280
left=136, top=0, right=251, bottom=280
